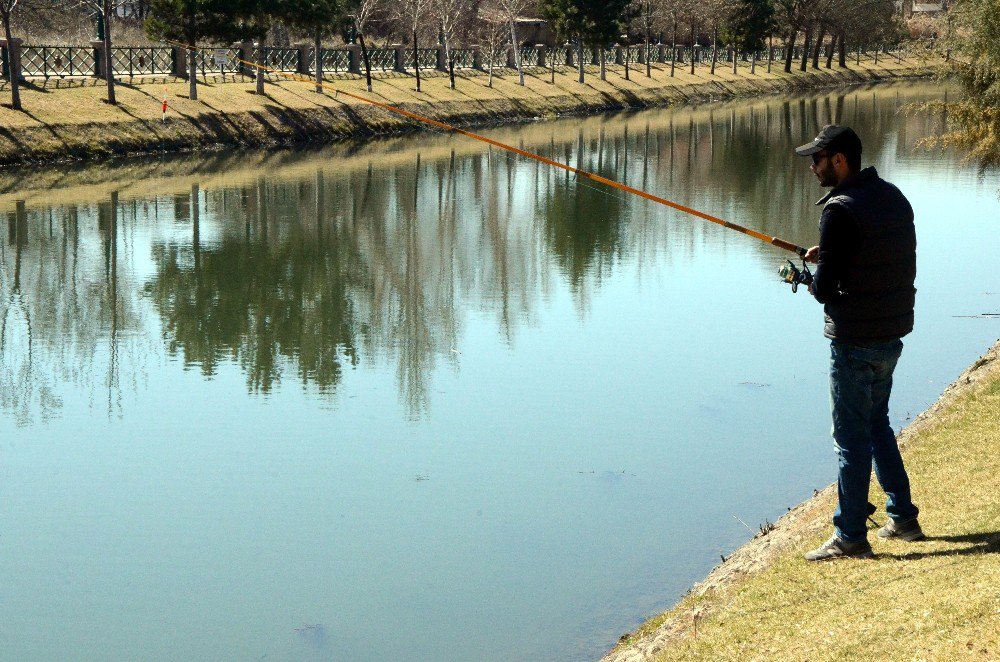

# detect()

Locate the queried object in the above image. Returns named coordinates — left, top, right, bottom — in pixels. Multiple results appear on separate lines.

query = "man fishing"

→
left=795, top=125, right=926, bottom=561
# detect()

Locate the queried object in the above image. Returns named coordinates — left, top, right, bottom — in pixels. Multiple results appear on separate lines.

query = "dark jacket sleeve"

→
left=811, top=204, right=859, bottom=304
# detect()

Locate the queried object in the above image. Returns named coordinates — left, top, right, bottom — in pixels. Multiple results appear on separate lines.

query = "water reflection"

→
left=1, top=195, right=151, bottom=425
left=0, top=82, right=954, bottom=424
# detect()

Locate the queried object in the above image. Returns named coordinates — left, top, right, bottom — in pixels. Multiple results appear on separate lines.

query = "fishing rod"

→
left=165, top=40, right=810, bottom=260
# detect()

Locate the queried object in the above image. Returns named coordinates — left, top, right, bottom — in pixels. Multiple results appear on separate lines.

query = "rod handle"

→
left=771, top=237, right=807, bottom=257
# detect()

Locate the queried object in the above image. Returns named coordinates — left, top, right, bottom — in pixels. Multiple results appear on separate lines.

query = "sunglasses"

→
left=811, top=151, right=831, bottom=165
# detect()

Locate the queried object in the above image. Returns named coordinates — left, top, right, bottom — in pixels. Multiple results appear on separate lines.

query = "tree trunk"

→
left=448, top=42, right=455, bottom=89
left=550, top=41, right=556, bottom=83
left=103, top=2, right=117, bottom=105
left=811, top=25, right=825, bottom=69
left=186, top=13, right=198, bottom=100
left=413, top=30, right=420, bottom=92
left=577, top=38, right=584, bottom=83
left=768, top=34, right=773, bottom=73
left=732, top=47, right=737, bottom=74
left=625, top=38, right=630, bottom=81
left=670, top=18, right=677, bottom=77
left=187, top=45, right=198, bottom=100
left=838, top=33, right=847, bottom=67
left=646, top=27, right=651, bottom=77
left=783, top=29, right=796, bottom=73
left=600, top=44, right=606, bottom=81
left=256, top=34, right=265, bottom=95
left=825, top=32, right=835, bottom=69
left=710, top=26, right=717, bottom=75
left=358, top=29, right=373, bottom=92
left=510, top=19, right=523, bottom=86
left=314, top=29, right=323, bottom=93
left=689, top=23, right=695, bottom=75
left=3, top=14, right=22, bottom=111
left=800, top=24, right=811, bottom=72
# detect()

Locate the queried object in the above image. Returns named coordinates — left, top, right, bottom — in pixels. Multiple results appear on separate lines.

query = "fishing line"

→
left=164, top=39, right=808, bottom=257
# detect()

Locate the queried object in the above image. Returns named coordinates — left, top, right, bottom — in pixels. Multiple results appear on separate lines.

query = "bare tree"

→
left=662, top=0, right=700, bottom=77
left=78, top=0, right=130, bottom=104
left=498, top=0, right=531, bottom=85
left=630, top=0, right=664, bottom=78
left=1, top=0, right=21, bottom=110
left=352, top=0, right=383, bottom=92
left=433, top=0, right=464, bottom=88
left=396, top=0, right=431, bottom=91
left=773, top=0, right=807, bottom=72
left=475, top=2, right=509, bottom=87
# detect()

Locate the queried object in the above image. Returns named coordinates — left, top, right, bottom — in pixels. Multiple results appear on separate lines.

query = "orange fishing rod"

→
left=166, top=40, right=808, bottom=257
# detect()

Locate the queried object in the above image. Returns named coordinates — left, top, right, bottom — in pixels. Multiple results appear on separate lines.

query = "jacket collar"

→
left=815, top=166, right=879, bottom=205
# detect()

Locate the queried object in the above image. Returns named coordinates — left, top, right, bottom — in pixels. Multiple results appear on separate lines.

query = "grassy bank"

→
left=606, top=339, right=1000, bottom=662
left=0, top=54, right=942, bottom=167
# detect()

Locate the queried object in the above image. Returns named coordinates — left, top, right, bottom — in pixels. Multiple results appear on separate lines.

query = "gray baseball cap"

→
left=794, top=125, right=863, bottom=157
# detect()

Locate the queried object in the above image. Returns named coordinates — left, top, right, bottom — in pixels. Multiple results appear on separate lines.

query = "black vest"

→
left=819, top=167, right=916, bottom=342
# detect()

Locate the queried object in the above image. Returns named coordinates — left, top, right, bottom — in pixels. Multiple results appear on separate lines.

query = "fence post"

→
left=91, top=39, right=106, bottom=78
left=535, top=44, right=546, bottom=68
left=657, top=44, right=665, bottom=63
left=170, top=45, right=187, bottom=78
left=393, top=44, right=406, bottom=72
left=472, top=47, right=482, bottom=71
left=436, top=44, right=446, bottom=71
left=565, top=45, right=574, bottom=67
left=238, top=41, right=254, bottom=76
left=0, top=38, right=22, bottom=81
left=295, top=42, right=311, bottom=75
left=347, top=45, right=361, bottom=74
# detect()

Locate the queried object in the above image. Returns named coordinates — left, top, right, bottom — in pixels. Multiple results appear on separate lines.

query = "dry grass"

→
left=608, top=343, right=1000, bottom=662
left=0, top=53, right=944, bottom=166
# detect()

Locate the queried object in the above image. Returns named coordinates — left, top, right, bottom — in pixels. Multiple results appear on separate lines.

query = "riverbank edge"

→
left=0, top=62, right=943, bottom=168
left=603, top=337, right=1000, bottom=661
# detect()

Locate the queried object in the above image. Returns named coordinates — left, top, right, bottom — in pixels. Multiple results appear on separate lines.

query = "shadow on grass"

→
left=885, top=531, right=1000, bottom=560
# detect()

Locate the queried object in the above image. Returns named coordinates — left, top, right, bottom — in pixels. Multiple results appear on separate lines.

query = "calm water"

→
left=1, top=82, right=998, bottom=661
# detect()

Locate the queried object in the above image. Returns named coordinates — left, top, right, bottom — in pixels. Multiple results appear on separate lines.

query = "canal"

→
left=1, top=80, right=997, bottom=661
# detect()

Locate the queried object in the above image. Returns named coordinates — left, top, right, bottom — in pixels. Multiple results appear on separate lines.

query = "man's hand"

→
left=804, top=246, right=819, bottom=264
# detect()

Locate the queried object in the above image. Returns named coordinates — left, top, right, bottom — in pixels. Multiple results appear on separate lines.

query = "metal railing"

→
left=111, top=46, right=172, bottom=76
left=484, top=49, right=508, bottom=68
left=450, top=48, right=475, bottom=69
left=412, top=48, right=438, bottom=69
left=20, top=45, right=95, bottom=77
left=2, top=41, right=915, bottom=82
left=261, top=47, right=299, bottom=72
left=196, top=47, right=241, bottom=76
left=366, top=48, right=395, bottom=71
left=321, top=48, right=351, bottom=73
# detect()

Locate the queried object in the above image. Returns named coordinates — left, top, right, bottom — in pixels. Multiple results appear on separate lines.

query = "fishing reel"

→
left=779, top=259, right=814, bottom=293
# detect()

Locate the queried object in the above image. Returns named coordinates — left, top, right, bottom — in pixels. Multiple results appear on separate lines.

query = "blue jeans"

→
left=830, top=339, right=919, bottom=543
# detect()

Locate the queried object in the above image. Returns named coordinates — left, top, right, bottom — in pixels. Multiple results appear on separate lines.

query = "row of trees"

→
left=2, top=0, right=907, bottom=111
left=939, top=0, right=999, bottom=166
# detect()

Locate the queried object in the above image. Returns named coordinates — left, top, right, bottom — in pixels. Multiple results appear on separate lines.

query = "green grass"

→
left=610, top=345, right=1000, bottom=662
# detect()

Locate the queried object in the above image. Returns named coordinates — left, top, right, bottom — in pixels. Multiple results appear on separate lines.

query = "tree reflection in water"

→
left=0, top=195, right=149, bottom=425
left=0, top=83, right=951, bottom=423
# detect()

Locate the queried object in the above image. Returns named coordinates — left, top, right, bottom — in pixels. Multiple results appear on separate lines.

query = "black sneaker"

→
left=877, top=518, right=925, bottom=541
left=804, top=535, right=874, bottom=561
